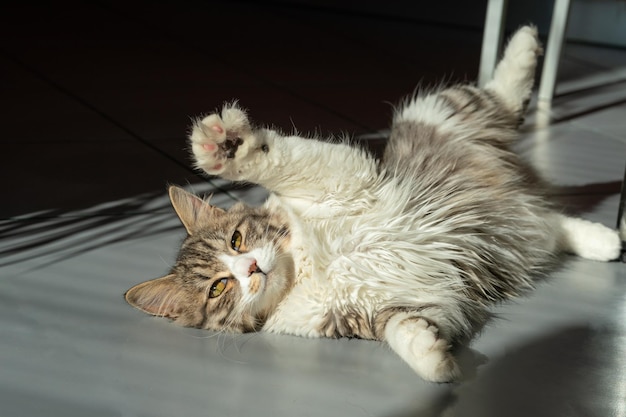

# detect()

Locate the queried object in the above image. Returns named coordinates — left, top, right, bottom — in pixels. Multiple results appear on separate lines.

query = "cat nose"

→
left=248, top=260, right=263, bottom=276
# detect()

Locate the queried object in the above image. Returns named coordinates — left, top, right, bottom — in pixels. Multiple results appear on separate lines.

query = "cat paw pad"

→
left=189, top=106, right=251, bottom=175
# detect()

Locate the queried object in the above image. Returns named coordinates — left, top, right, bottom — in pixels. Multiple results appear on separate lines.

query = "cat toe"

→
left=220, top=105, right=250, bottom=129
left=582, top=228, right=621, bottom=261
left=198, top=114, right=227, bottom=143
left=191, top=143, right=225, bottom=174
left=403, top=319, right=460, bottom=382
left=426, top=352, right=462, bottom=383
left=411, top=343, right=461, bottom=383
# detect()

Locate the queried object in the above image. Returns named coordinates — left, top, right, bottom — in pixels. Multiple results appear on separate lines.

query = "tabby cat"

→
left=125, top=26, right=620, bottom=382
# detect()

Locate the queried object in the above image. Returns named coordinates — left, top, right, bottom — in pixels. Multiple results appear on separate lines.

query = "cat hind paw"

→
left=503, top=25, right=542, bottom=69
left=574, top=224, right=621, bottom=261
left=561, top=216, right=621, bottom=262
left=395, top=318, right=461, bottom=383
left=411, top=320, right=461, bottom=382
left=485, top=25, right=541, bottom=114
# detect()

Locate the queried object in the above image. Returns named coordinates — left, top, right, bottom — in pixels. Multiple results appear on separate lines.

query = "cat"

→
left=125, top=26, right=621, bottom=382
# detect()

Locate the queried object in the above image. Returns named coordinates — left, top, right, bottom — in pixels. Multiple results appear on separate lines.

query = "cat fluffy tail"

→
left=484, top=25, right=543, bottom=117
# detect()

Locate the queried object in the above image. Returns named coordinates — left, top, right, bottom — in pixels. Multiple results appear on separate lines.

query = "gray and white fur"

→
left=125, top=26, right=621, bottom=382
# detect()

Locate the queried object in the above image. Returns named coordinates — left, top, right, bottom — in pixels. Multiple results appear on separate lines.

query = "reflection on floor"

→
left=1, top=2, right=625, bottom=416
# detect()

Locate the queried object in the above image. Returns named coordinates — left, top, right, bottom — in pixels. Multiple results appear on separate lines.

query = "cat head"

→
left=125, top=186, right=294, bottom=332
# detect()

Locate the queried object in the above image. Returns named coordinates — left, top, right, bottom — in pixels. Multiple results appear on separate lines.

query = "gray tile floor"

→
left=1, top=2, right=625, bottom=416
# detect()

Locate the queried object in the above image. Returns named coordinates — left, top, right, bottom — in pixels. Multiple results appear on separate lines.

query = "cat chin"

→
left=256, top=271, right=285, bottom=302
left=251, top=265, right=295, bottom=315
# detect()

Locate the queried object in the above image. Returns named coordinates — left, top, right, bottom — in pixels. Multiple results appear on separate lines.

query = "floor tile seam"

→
left=561, top=49, right=623, bottom=72
left=522, top=98, right=626, bottom=137
left=1, top=48, right=244, bottom=205
left=568, top=119, right=626, bottom=145
left=552, top=76, right=626, bottom=101
left=568, top=34, right=626, bottom=51
left=0, top=48, right=191, bottom=165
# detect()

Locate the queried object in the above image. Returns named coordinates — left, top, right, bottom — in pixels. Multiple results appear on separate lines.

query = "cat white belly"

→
left=262, top=194, right=372, bottom=337
left=262, top=192, right=467, bottom=339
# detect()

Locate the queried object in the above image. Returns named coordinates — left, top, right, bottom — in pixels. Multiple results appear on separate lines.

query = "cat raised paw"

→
left=190, top=105, right=255, bottom=176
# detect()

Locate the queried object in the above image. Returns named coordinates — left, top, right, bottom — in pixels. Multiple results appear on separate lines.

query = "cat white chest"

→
left=262, top=203, right=382, bottom=337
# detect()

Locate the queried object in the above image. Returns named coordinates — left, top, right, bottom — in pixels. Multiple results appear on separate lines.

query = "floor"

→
left=1, top=2, right=625, bottom=416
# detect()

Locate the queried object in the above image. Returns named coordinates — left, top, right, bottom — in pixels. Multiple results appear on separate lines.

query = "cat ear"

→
left=125, top=274, right=185, bottom=318
left=168, top=186, right=225, bottom=234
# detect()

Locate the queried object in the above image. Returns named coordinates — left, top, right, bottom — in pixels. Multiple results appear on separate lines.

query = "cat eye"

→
left=209, top=278, right=229, bottom=298
left=231, top=231, right=243, bottom=252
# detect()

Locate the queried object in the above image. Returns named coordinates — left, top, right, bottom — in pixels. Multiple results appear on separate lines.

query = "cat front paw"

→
left=189, top=105, right=253, bottom=176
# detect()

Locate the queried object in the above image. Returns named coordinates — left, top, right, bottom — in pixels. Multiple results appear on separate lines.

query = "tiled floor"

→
left=1, top=2, right=625, bottom=417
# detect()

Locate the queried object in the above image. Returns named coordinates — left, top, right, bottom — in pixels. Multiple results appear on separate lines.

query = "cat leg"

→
left=484, top=25, right=542, bottom=116
left=386, top=26, right=541, bottom=166
left=382, top=312, right=461, bottom=382
left=190, top=103, right=379, bottom=200
left=557, top=214, right=621, bottom=261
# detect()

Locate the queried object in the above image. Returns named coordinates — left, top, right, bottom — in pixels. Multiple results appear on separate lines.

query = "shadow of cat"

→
left=550, top=181, right=622, bottom=218
left=381, top=324, right=622, bottom=417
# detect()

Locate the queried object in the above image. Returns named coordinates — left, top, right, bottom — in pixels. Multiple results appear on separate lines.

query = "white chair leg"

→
left=618, top=165, right=626, bottom=261
left=538, top=0, right=572, bottom=105
left=478, top=0, right=508, bottom=87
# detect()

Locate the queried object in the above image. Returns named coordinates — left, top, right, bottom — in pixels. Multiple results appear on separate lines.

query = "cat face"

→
left=125, top=186, right=294, bottom=332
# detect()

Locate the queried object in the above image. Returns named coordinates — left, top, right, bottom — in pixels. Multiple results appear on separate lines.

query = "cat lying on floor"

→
left=125, top=26, right=620, bottom=382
